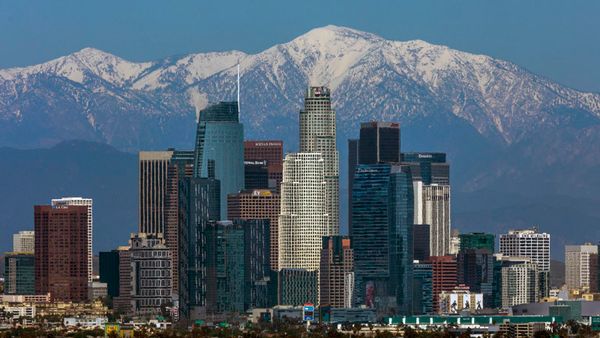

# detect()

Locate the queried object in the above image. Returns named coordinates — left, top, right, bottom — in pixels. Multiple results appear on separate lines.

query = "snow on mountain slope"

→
left=1, top=25, right=600, bottom=150
left=0, top=47, right=153, bottom=86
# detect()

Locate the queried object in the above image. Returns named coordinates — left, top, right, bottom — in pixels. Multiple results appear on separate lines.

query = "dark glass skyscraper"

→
left=401, top=152, right=449, bottom=185
left=348, top=122, right=401, bottom=234
left=244, top=160, right=269, bottom=189
left=358, top=122, right=401, bottom=164
left=351, top=163, right=413, bottom=314
left=457, top=248, right=494, bottom=306
left=205, top=219, right=272, bottom=314
left=194, top=102, right=244, bottom=217
left=347, top=139, right=359, bottom=234
left=413, top=224, right=431, bottom=261
left=183, top=174, right=220, bottom=317
left=99, top=250, right=120, bottom=298
left=412, top=262, right=433, bottom=315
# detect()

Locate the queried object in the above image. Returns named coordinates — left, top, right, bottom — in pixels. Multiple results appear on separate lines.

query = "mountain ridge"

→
left=2, top=25, right=600, bottom=150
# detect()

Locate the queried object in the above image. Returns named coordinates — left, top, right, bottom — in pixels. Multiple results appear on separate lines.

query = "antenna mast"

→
left=237, top=63, right=240, bottom=114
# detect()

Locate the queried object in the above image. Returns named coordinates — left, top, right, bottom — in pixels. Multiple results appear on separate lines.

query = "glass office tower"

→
left=194, top=102, right=244, bottom=217
left=351, top=163, right=414, bottom=315
left=358, top=122, right=401, bottom=164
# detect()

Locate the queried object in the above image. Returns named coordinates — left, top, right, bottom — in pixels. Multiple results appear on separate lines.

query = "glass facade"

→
left=277, top=268, right=318, bottom=306
left=244, top=160, right=269, bottom=189
left=358, top=122, right=400, bottom=164
left=206, top=220, right=245, bottom=314
left=183, top=176, right=220, bottom=312
left=351, top=163, right=414, bottom=315
left=402, top=152, right=449, bottom=185
left=413, top=263, right=433, bottom=315
left=459, top=232, right=495, bottom=253
left=347, top=139, right=359, bottom=235
left=204, top=219, right=272, bottom=314
left=457, top=248, right=494, bottom=306
left=4, top=253, right=35, bottom=295
left=99, top=250, right=120, bottom=298
left=194, top=102, right=244, bottom=217
left=389, top=165, right=414, bottom=315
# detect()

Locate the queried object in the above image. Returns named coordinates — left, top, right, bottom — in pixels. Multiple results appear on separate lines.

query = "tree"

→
left=533, top=330, right=551, bottom=338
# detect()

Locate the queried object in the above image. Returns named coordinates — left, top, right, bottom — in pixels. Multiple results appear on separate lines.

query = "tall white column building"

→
left=278, top=153, right=329, bottom=270
left=565, top=243, right=598, bottom=291
left=51, top=197, right=93, bottom=282
left=422, top=184, right=451, bottom=256
left=299, top=86, right=339, bottom=235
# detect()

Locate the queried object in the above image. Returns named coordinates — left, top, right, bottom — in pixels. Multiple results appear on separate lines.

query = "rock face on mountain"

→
left=1, top=25, right=599, bottom=255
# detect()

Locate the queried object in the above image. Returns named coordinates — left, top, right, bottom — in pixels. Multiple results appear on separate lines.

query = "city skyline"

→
left=2, top=2, right=600, bottom=333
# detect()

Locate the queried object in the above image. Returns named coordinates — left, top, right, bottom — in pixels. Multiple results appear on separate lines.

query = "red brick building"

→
left=34, top=205, right=89, bottom=302
left=427, top=255, right=458, bottom=312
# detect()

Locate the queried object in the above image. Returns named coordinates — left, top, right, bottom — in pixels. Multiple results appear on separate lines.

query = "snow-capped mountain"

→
left=2, top=25, right=600, bottom=252
left=2, top=25, right=599, bottom=151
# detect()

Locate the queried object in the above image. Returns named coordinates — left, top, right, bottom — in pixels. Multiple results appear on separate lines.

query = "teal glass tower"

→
left=351, top=163, right=414, bottom=315
left=194, top=102, right=244, bottom=217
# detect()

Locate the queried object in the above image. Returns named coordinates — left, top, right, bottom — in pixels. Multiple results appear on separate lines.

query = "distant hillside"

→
left=0, top=141, right=137, bottom=254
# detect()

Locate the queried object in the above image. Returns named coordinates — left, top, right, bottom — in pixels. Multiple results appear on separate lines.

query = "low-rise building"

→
left=64, top=317, right=108, bottom=328
left=438, top=285, right=484, bottom=314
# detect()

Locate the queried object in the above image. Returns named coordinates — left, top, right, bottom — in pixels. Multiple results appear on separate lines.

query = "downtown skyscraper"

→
left=51, top=197, right=93, bottom=283
left=351, top=163, right=414, bottom=314
left=278, top=86, right=339, bottom=272
left=299, top=86, right=340, bottom=235
left=348, top=122, right=401, bottom=233
left=403, top=152, right=451, bottom=257
left=278, top=153, right=329, bottom=270
left=499, top=228, right=550, bottom=299
left=193, top=101, right=244, bottom=217
left=35, top=204, right=89, bottom=302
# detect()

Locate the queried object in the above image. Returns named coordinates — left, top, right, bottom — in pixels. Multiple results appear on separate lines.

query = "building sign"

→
left=303, top=303, right=315, bottom=322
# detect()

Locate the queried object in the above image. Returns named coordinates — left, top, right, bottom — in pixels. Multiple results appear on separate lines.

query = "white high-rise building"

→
left=422, top=184, right=451, bottom=256
left=278, top=153, right=329, bottom=271
left=498, top=255, right=539, bottom=308
left=565, top=243, right=598, bottom=291
left=299, top=86, right=339, bottom=235
left=499, top=228, right=550, bottom=272
left=51, top=197, right=93, bottom=282
left=499, top=228, right=550, bottom=298
left=12, top=230, right=34, bottom=253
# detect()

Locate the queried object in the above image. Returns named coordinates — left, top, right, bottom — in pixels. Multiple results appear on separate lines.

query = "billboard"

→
left=474, top=294, right=484, bottom=311
left=449, top=294, right=459, bottom=314
left=462, top=295, right=471, bottom=310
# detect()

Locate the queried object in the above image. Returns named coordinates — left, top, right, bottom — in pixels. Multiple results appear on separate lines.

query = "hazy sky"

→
left=1, top=0, right=599, bottom=92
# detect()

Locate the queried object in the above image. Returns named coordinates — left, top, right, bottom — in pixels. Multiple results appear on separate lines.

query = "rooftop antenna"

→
left=237, top=62, right=240, bottom=114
